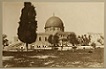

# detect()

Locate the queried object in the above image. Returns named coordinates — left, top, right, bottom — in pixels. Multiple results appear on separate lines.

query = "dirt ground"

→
left=3, top=48, right=104, bottom=68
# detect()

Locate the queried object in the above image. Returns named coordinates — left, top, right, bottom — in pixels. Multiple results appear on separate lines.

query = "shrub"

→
left=91, top=42, right=96, bottom=49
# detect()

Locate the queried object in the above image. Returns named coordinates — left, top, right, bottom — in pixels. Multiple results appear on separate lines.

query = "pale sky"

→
left=2, top=2, right=104, bottom=42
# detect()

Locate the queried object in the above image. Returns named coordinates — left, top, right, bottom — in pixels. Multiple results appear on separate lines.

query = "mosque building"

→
left=29, top=15, right=73, bottom=50
left=26, top=15, right=104, bottom=50
left=4, top=15, right=103, bottom=51
left=3, top=15, right=74, bottom=51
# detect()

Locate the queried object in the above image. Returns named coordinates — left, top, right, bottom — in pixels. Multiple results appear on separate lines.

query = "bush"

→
left=88, top=50, right=93, bottom=53
left=91, top=42, right=96, bottom=49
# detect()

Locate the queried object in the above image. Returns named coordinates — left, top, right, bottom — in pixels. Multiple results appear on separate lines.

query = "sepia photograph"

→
left=2, top=1, right=104, bottom=68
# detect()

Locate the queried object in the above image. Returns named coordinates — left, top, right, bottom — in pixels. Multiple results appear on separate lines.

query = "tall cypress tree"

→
left=17, top=2, right=37, bottom=51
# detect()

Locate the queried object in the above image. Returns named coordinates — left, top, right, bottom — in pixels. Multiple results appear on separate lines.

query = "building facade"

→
left=5, top=15, right=103, bottom=51
left=29, top=16, right=72, bottom=50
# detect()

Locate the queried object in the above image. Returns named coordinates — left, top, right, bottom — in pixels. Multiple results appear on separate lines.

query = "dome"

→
left=45, top=16, right=64, bottom=29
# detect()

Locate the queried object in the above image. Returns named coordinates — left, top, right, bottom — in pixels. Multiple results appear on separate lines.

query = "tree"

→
left=91, top=42, right=96, bottom=49
left=100, top=35, right=104, bottom=39
left=98, top=35, right=104, bottom=45
left=3, top=34, right=7, bottom=39
left=2, top=34, right=9, bottom=48
left=97, top=39, right=103, bottom=45
left=67, top=33, right=79, bottom=51
left=17, top=2, right=37, bottom=51
left=48, top=34, right=59, bottom=50
left=80, top=34, right=91, bottom=46
left=83, top=34, right=91, bottom=46
left=67, top=33, right=79, bottom=46
left=77, top=35, right=83, bottom=45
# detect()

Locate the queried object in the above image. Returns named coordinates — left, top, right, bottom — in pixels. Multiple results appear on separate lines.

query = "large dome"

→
left=45, top=16, right=64, bottom=29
